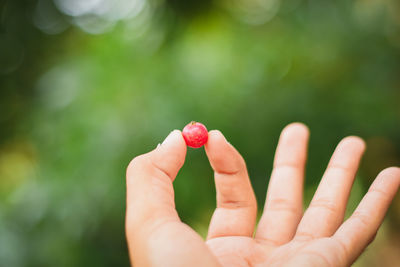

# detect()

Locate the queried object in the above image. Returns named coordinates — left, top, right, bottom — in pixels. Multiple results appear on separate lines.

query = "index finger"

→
left=205, top=130, right=257, bottom=239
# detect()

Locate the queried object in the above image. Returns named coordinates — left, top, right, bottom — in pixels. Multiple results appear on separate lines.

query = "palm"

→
left=206, top=236, right=343, bottom=267
left=126, top=124, right=400, bottom=267
left=207, top=237, right=257, bottom=266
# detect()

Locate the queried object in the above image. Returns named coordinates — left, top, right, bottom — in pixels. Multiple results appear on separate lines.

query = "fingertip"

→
left=205, top=130, right=234, bottom=157
left=161, top=129, right=185, bottom=146
left=378, top=166, right=400, bottom=176
left=205, top=130, right=244, bottom=174
left=274, top=123, right=309, bottom=168
left=206, top=130, right=228, bottom=148
left=282, top=122, right=310, bottom=139
left=376, top=167, right=400, bottom=188
left=340, top=136, right=366, bottom=152
left=286, top=122, right=309, bottom=130
left=161, top=129, right=186, bottom=152
left=126, top=130, right=187, bottom=179
left=148, top=130, right=188, bottom=180
left=208, top=129, right=222, bottom=136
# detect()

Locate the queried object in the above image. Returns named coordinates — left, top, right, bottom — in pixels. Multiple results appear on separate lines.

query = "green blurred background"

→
left=1, top=0, right=399, bottom=266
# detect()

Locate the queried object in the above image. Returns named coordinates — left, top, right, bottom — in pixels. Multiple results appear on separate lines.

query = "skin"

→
left=125, top=123, right=400, bottom=267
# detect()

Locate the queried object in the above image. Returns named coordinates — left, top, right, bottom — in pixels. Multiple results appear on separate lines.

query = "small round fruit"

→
left=182, top=121, right=208, bottom=148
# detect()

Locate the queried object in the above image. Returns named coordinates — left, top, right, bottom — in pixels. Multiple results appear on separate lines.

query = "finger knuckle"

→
left=351, top=211, right=370, bottom=229
left=295, top=231, right=316, bottom=242
left=267, top=198, right=299, bottom=215
left=310, top=198, right=338, bottom=214
left=126, top=154, right=149, bottom=176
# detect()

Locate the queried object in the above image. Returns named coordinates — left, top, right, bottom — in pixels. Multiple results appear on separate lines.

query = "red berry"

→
left=182, top=121, right=208, bottom=148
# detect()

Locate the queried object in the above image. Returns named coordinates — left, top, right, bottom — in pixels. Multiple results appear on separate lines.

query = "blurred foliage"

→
left=1, top=0, right=400, bottom=266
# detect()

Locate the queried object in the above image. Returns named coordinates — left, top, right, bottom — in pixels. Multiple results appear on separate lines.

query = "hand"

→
left=125, top=123, right=400, bottom=267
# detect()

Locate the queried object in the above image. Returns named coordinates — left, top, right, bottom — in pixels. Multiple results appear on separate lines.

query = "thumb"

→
left=126, top=130, right=187, bottom=227
left=126, top=130, right=221, bottom=267
left=151, top=129, right=187, bottom=181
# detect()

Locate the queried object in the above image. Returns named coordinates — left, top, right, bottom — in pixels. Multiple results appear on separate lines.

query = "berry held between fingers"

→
left=182, top=121, right=208, bottom=148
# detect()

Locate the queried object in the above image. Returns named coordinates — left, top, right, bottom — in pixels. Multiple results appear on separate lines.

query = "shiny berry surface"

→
left=182, top=121, right=208, bottom=148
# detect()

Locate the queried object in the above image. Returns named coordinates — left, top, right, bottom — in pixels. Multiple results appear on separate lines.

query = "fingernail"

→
left=215, top=130, right=228, bottom=143
left=156, top=143, right=161, bottom=149
left=162, top=130, right=178, bottom=146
